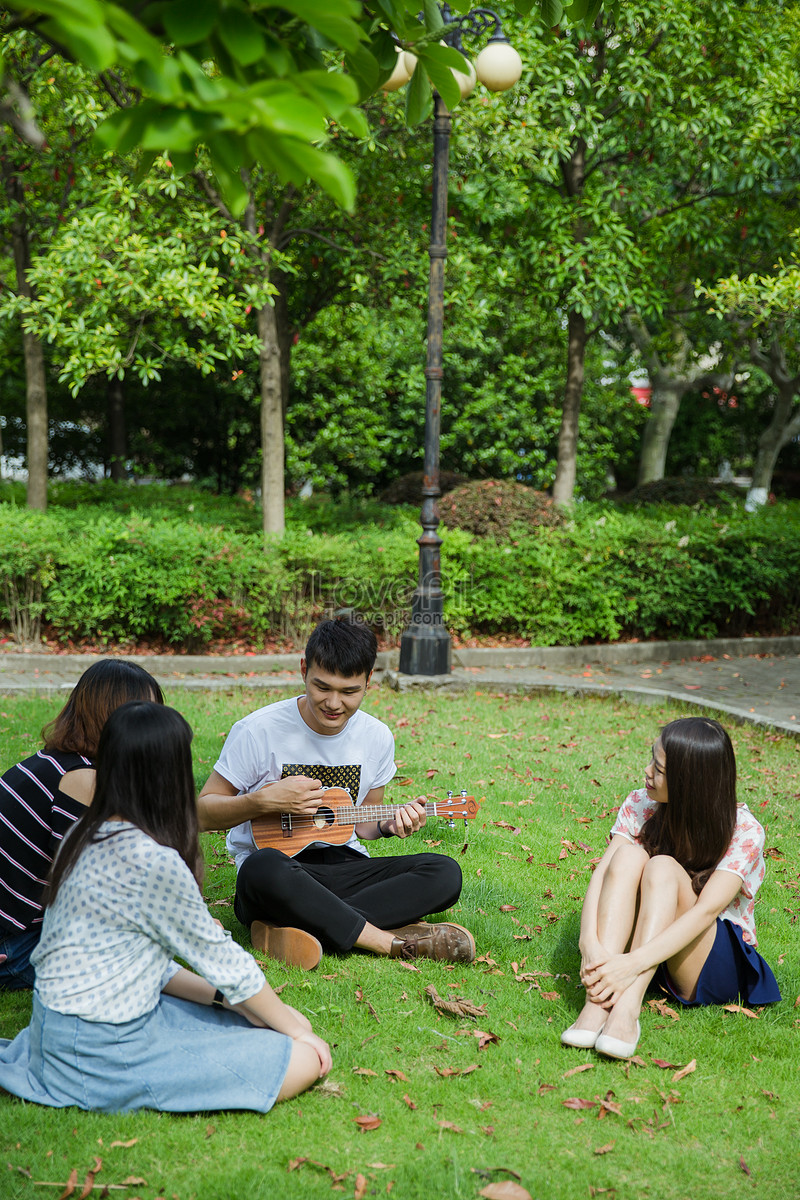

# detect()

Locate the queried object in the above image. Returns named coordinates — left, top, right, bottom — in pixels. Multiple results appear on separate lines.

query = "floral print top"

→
left=610, top=789, right=767, bottom=945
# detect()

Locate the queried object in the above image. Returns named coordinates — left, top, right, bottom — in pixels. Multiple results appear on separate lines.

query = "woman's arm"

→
left=162, top=968, right=332, bottom=1074
left=584, top=868, right=743, bottom=1002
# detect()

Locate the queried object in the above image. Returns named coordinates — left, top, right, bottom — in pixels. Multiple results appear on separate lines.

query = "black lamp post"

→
left=393, top=7, right=521, bottom=676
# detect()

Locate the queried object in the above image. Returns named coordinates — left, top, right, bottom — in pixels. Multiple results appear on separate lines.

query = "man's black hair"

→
left=304, top=617, right=377, bottom=679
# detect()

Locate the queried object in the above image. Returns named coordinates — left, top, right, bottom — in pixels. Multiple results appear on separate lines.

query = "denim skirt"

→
left=656, top=918, right=781, bottom=1007
left=0, top=992, right=292, bottom=1113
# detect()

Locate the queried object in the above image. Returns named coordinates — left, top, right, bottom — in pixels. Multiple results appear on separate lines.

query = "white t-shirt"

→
left=31, top=823, right=266, bottom=1022
left=216, top=696, right=397, bottom=870
left=610, top=789, right=767, bottom=945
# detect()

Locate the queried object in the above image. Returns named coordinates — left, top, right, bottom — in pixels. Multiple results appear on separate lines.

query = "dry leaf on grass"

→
left=435, top=1119, right=464, bottom=1134
left=402, top=1094, right=417, bottom=1110
left=723, top=1003, right=760, bottom=1019
left=651, top=1059, right=680, bottom=1070
left=354, top=1172, right=368, bottom=1200
left=671, top=1059, right=696, bottom=1083
left=478, top=1183, right=532, bottom=1200
left=397, top=961, right=421, bottom=972
left=563, top=1064, right=594, bottom=1079
left=385, top=1069, right=408, bottom=1083
left=739, top=1157, right=751, bottom=1177
left=594, top=1142, right=615, bottom=1156
left=353, top=1067, right=378, bottom=1077
left=425, top=984, right=487, bottom=1020
left=563, top=1098, right=597, bottom=1110
left=108, top=1140, right=138, bottom=1149
left=499, top=905, right=519, bottom=912
left=647, top=998, right=680, bottom=1021
left=354, top=1115, right=382, bottom=1132
left=57, top=1171, right=79, bottom=1200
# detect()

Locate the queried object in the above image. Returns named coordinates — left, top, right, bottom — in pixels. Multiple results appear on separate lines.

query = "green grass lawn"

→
left=1, top=687, right=799, bottom=1200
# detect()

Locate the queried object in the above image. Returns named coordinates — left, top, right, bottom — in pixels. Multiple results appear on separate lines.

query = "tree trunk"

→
left=743, top=350, right=800, bottom=513
left=552, top=309, right=586, bottom=506
left=258, top=300, right=285, bottom=535
left=636, top=383, right=685, bottom=485
left=8, top=178, right=48, bottom=509
left=107, top=375, right=127, bottom=481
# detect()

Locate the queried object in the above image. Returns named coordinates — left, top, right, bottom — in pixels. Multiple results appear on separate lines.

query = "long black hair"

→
left=639, top=717, right=737, bottom=892
left=47, top=701, right=200, bottom=904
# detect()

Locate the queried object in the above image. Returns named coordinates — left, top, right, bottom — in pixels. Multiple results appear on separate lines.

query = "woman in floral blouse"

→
left=562, top=716, right=780, bottom=1059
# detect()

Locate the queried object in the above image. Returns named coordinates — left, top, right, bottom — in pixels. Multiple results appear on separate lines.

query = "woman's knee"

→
left=276, top=1040, right=321, bottom=1103
left=641, top=853, right=691, bottom=887
left=605, top=841, right=649, bottom=883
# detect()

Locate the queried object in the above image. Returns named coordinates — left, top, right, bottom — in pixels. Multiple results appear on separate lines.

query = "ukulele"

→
left=251, top=787, right=482, bottom=857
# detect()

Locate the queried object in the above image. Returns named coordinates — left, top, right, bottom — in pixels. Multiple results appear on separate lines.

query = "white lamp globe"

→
left=453, top=58, right=477, bottom=99
left=383, top=45, right=412, bottom=92
left=403, top=50, right=418, bottom=76
left=475, top=41, right=522, bottom=91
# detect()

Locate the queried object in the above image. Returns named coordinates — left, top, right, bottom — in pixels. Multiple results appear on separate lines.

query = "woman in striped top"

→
left=0, top=658, right=163, bottom=988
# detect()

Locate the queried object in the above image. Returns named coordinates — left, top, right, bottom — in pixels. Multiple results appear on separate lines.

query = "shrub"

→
left=1, top=490, right=800, bottom=648
left=439, top=479, right=564, bottom=539
left=379, top=471, right=468, bottom=506
left=620, top=477, right=741, bottom=508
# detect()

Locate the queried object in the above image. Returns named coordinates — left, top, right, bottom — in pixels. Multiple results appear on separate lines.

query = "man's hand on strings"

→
left=383, top=798, right=427, bottom=839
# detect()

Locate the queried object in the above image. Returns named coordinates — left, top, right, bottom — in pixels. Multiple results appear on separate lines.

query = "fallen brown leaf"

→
left=57, top=1169, right=79, bottom=1200
left=435, top=1119, right=464, bottom=1133
left=671, top=1059, right=697, bottom=1083
left=478, top=1183, right=532, bottom=1200
left=354, top=1172, right=368, bottom=1200
left=563, top=1064, right=594, bottom=1078
left=425, top=983, right=488, bottom=1020
left=435, top=1066, right=461, bottom=1077
left=355, top=1115, right=382, bottom=1131
left=385, top=1069, right=408, bottom=1083
left=353, top=1067, right=378, bottom=1077
left=723, top=1003, right=760, bottom=1019
left=739, top=1157, right=751, bottom=1177
left=78, top=1158, right=102, bottom=1200
left=108, top=1141, right=138, bottom=1149
left=594, top=1142, right=615, bottom=1156
left=651, top=1059, right=680, bottom=1070
left=396, top=961, right=421, bottom=972
left=499, top=905, right=519, bottom=912
left=647, top=998, right=680, bottom=1021
left=562, top=1098, right=597, bottom=1110
left=402, top=1093, right=417, bottom=1110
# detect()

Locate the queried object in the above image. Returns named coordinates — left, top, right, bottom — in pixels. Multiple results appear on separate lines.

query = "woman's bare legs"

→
left=596, top=855, right=717, bottom=1044
left=570, top=842, right=649, bottom=1035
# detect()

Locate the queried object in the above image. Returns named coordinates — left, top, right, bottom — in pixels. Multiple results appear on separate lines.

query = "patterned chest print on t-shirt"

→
left=281, top=763, right=362, bottom=799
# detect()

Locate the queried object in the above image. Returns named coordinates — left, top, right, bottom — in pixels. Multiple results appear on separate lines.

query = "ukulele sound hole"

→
left=312, top=806, right=336, bottom=831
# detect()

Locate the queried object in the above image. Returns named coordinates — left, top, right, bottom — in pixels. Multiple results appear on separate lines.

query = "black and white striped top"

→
left=0, top=749, right=91, bottom=934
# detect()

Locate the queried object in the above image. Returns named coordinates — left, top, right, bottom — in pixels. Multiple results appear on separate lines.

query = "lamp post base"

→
left=398, top=622, right=452, bottom=676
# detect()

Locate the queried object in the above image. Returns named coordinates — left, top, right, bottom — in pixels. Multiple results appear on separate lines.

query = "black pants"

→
left=233, top=845, right=463, bottom=953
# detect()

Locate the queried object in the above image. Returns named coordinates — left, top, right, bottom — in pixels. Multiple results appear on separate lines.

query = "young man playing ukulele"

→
left=198, top=616, right=475, bottom=970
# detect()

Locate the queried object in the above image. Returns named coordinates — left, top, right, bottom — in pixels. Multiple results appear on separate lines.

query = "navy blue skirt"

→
left=656, top=918, right=780, bottom=1007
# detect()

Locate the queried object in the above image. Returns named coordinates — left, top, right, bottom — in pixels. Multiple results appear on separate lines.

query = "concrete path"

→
left=1, top=634, right=799, bottom=735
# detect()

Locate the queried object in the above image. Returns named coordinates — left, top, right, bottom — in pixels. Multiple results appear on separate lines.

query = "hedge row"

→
left=1, top=500, right=799, bottom=647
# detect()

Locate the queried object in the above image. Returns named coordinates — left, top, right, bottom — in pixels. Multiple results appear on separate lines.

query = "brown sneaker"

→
left=250, top=922, right=323, bottom=970
left=388, top=921, right=476, bottom=964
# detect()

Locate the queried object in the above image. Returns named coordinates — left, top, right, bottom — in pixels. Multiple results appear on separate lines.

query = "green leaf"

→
left=405, top=61, right=432, bottom=127
left=417, top=49, right=461, bottom=113
left=273, top=0, right=364, bottom=54
left=276, top=139, right=356, bottom=211
left=423, top=0, right=444, bottom=33
left=538, top=0, right=564, bottom=24
left=217, top=8, right=267, bottom=67
left=162, top=0, right=218, bottom=46
left=39, top=14, right=116, bottom=71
